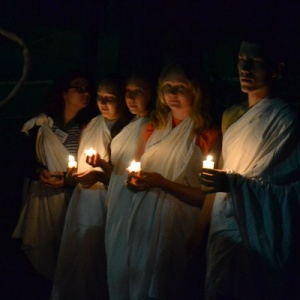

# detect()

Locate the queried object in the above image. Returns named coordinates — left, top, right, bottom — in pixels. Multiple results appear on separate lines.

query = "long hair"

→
left=151, top=61, right=212, bottom=134
left=42, top=70, right=92, bottom=126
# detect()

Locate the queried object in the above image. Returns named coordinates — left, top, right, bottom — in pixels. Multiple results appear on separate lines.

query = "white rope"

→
left=0, top=27, right=30, bottom=108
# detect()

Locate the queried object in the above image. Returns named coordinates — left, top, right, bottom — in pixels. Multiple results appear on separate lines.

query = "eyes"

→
left=162, top=83, right=188, bottom=94
left=238, top=55, right=265, bottom=66
left=126, top=89, right=144, bottom=98
left=97, top=95, right=116, bottom=104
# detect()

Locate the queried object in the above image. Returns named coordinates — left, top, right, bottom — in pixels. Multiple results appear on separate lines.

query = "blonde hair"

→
left=150, top=62, right=211, bottom=134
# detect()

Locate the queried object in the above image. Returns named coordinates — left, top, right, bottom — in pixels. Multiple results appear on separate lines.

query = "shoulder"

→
left=222, top=101, right=248, bottom=134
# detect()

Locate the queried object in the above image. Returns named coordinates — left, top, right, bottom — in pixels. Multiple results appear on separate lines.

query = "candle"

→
left=127, top=160, right=141, bottom=185
left=201, top=155, right=214, bottom=193
left=68, top=155, right=77, bottom=168
left=84, top=147, right=96, bottom=157
left=127, top=160, right=141, bottom=173
left=203, top=155, right=214, bottom=169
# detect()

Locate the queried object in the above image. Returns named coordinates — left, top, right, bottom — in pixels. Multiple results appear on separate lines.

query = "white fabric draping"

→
left=13, top=114, right=73, bottom=280
left=51, top=115, right=111, bottom=300
left=127, top=114, right=202, bottom=299
left=206, top=98, right=299, bottom=299
left=105, top=116, right=149, bottom=300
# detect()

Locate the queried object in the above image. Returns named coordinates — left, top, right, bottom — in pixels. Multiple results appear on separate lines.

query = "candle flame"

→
left=127, top=160, right=141, bottom=172
left=84, top=147, right=96, bottom=156
left=207, top=155, right=213, bottom=162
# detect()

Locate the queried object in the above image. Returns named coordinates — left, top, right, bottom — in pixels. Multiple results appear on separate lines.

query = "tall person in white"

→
left=200, top=32, right=300, bottom=299
left=51, top=75, right=132, bottom=300
left=13, top=71, right=91, bottom=280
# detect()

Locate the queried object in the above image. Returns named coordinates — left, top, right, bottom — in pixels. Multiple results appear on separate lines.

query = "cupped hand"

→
left=127, top=171, right=165, bottom=191
left=39, top=168, right=64, bottom=187
left=86, top=153, right=101, bottom=168
left=199, top=168, right=230, bottom=193
left=74, top=170, right=100, bottom=188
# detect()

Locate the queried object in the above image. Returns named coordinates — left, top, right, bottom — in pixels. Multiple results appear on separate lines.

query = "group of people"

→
left=12, top=31, right=300, bottom=300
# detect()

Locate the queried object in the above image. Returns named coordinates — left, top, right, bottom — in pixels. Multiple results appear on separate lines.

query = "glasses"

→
left=69, top=86, right=91, bottom=93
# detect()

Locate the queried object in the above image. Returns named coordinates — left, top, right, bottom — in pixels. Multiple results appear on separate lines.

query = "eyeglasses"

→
left=69, top=86, right=91, bottom=93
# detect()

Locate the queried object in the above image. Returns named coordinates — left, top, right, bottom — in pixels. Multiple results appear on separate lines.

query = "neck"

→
left=247, top=88, right=270, bottom=107
left=137, top=110, right=148, bottom=118
left=171, top=108, right=191, bottom=121
left=64, top=107, right=79, bottom=125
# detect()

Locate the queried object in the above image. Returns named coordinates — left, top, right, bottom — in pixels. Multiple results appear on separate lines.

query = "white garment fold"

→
left=128, top=114, right=202, bottom=299
left=207, top=98, right=299, bottom=299
left=13, top=114, right=75, bottom=280
left=105, top=117, right=149, bottom=300
left=51, top=115, right=110, bottom=300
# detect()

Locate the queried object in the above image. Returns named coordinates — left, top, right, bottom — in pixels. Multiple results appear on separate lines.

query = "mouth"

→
left=240, top=77, right=253, bottom=83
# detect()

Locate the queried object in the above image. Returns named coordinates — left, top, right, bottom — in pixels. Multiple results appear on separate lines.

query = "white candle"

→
left=203, top=155, right=214, bottom=169
left=127, top=160, right=141, bottom=173
left=84, top=147, right=96, bottom=157
left=68, top=155, right=77, bottom=168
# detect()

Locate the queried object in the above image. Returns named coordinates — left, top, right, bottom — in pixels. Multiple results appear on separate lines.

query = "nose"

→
left=239, top=59, right=253, bottom=73
left=126, top=91, right=135, bottom=100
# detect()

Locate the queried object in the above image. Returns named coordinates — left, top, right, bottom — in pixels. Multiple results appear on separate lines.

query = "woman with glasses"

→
left=51, top=75, right=133, bottom=300
left=12, top=71, right=92, bottom=281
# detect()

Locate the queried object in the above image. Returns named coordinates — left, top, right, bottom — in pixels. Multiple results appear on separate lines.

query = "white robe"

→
left=206, top=97, right=300, bottom=299
left=128, top=114, right=202, bottom=299
left=51, top=115, right=111, bottom=300
left=105, top=116, right=149, bottom=300
left=12, top=114, right=73, bottom=280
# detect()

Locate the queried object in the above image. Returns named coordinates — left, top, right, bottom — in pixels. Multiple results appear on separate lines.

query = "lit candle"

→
left=84, top=147, right=96, bottom=157
left=201, top=155, right=214, bottom=193
left=68, top=155, right=77, bottom=168
left=127, top=160, right=141, bottom=173
left=203, top=155, right=214, bottom=169
left=127, top=160, right=142, bottom=185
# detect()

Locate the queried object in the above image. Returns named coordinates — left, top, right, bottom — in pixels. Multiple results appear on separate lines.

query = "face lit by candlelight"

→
left=238, top=42, right=272, bottom=96
left=161, top=69, right=195, bottom=115
left=97, top=84, right=120, bottom=120
left=125, top=78, right=152, bottom=117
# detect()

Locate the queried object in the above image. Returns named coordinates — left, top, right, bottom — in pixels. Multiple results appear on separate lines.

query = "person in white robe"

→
left=51, top=76, right=132, bottom=300
left=115, top=62, right=221, bottom=300
left=200, top=34, right=300, bottom=299
left=104, top=74, right=157, bottom=300
left=12, top=72, right=91, bottom=280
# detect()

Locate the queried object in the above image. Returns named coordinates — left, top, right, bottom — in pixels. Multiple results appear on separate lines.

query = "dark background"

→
left=1, top=0, right=300, bottom=299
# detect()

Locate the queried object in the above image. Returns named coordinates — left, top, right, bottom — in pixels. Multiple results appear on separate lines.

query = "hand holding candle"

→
left=84, top=148, right=101, bottom=168
left=68, top=155, right=77, bottom=169
left=84, top=147, right=96, bottom=157
left=126, top=160, right=142, bottom=185
left=201, top=155, right=214, bottom=193
left=203, top=155, right=214, bottom=169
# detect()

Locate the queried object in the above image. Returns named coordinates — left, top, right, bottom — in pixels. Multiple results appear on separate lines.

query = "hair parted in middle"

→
left=151, top=60, right=212, bottom=134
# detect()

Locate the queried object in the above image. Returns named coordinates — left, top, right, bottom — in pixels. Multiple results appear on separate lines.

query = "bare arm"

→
left=130, top=171, right=205, bottom=207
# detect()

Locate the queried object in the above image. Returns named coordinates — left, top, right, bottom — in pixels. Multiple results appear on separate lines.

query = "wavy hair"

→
left=150, top=61, right=212, bottom=134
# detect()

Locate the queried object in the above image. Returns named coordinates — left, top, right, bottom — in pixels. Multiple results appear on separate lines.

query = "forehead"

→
left=97, top=84, right=117, bottom=95
left=126, top=78, right=149, bottom=89
left=163, top=69, right=189, bottom=84
left=70, top=77, right=89, bottom=85
left=239, top=42, right=266, bottom=58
